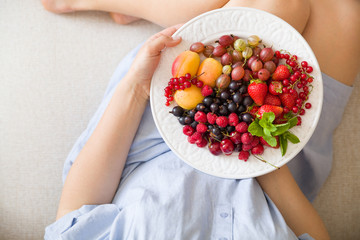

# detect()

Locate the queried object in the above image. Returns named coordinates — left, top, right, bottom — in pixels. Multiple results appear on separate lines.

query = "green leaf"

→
left=272, top=122, right=290, bottom=136
left=285, top=131, right=300, bottom=144
left=263, top=135, right=277, bottom=147
left=279, top=135, right=288, bottom=156
left=263, top=128, right=272, bottom=136
left=262, top=112, right=275, bottom=123
left=248, top=121, right=264, bottom=137
left=288, top=117, right=298, bottom=129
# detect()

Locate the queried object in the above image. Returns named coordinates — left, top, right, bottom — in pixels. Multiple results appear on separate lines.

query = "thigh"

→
left=94, top=0, right=230, bottom=27
left=223, top=0, right=311, bottom=34
left=302, top=0, right=360, bottom=86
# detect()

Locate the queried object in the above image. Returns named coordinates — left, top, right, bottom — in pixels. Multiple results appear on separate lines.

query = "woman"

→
left=43, top=0, right=359, bottom=239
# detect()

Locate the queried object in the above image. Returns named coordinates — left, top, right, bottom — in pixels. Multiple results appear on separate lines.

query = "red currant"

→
left=301, top=61, right=308, bottom=68
left=305, top=102, right=312, bottom=109
left=306, top=66, right=313, bottom=73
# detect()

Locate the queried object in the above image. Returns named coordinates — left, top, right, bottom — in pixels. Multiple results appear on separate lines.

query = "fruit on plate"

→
left=196, top=58, right=223, bottom=88
left=165, top=34, right=315, bottom=164
left=174, top=84, right=204, bottom=110
left=172, top=50, right=200, bottom=78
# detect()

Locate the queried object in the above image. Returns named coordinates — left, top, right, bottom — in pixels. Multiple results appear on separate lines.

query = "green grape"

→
left=247, top=35, right=261, bottom=47
left=242, top=47, right=253, bottom=59
left=234, top=39, right=246, bottom=51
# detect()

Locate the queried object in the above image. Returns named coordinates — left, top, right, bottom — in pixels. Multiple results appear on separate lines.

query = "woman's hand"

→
left=126, top=24, right=182, bottom=100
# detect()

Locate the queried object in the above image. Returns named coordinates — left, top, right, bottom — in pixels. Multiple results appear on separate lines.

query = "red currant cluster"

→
left=274, top=51, right=314, bottom=125
left=164, top=73, right=204, bottom=106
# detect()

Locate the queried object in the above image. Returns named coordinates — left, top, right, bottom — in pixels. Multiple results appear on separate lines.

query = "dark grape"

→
left=178, top=116, right=186, bottom=125
left=232, top=92, right=243, bottom=104
left=196, top=103, right=207, bottom=112
left=187, top=109, right=196, bottom=118
left=241, top=113, right=253, bottom=123
left=239, top=85, right=248, bottom=94
left=184, top=116, right=193, bottom=125
left=219, top=105, right=229, bottom=115
left=228, top=102, right=238, bottom=113
left=238, top=105, right=246, bottom=113
left=243, top=96, right=254, bottom=107
left=171, top=106, right=184, bottom=117
left=210, top=103, right=219, bottom=113
left=190, top=121, right=198, bottom=129
left=229, top=81, right=241, bottom=91
left=220, top=90, right=231, bottom=100
left=203, top=96, right=214, bottom=107
left=227, top=126, right=235, bottom=133
left=212, top=127, right=221, bottom=136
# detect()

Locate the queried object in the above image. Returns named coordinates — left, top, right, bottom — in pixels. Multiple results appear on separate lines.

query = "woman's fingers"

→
left=146, top=24, right=183, bottom=56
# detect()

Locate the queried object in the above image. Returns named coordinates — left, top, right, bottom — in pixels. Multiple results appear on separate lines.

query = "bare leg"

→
left=302, top=0, right=360, bottom=86
left=223, top=0, right=310, bottom=34
left=41, top=0, right=230, bottom=27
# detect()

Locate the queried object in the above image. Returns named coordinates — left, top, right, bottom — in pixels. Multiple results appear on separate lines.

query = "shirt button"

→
left=220, top=212, right=229, bottom=218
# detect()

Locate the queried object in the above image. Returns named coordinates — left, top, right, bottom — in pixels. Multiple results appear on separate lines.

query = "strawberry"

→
left=248, top=79, right=268, bottom=105
left=279, top=91, right=298, bottom=109
left=258, top=105, right=283, bottom=118
left=249, top=106, right=260, bottom=118
left=268, top=81, right=283, bottom=95
left=264, top=93, right=281, bottom=106
left=272, top=65, right=290, bottom=81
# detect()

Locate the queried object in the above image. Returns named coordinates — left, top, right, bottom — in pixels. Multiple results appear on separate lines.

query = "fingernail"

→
left=172, top=36, right=181, bottom=41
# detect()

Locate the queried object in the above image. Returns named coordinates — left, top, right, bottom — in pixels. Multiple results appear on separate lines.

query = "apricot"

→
left=172, top=50, right=200, bottom=78
left=174, top=84, right=204, bottom=110
left=197, top=58, right=223, bottom=88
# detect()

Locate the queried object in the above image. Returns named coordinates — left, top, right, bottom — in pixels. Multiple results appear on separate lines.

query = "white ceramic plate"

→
left=150, top=7, right=323, bottom=179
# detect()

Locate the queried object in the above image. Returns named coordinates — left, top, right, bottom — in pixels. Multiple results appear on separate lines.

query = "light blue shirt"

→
left=45, top=44, right=352, bottom=240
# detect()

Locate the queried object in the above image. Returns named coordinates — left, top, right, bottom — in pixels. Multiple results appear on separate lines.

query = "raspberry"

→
left=242, top=143, right=253, bottom=151
left=235, top=122, right=248, bottom=133
left=238, top=151, right=250, bottom=161
left=228, top=113, right=239, bottom=126
left=183, top=125, right=195, bottom=136
left=187, top=135, right=196, bottom=144
left=250, top=136, right=260, bottom=147
left=216, top=116, right=228, bottom=128
left=191, top=132, right=203, bottom=143
left=196, top=138, right=208, bottom=148
left=196, top=123, right=208, bottom=133
left=251, top=144, right=264, bottom=155
left=241, top=132, right=254, bottom=144
left=201, top=85, right=213, bottom=97
left=207, top=112, right=217, bottom=124
left=194, top=111, right=207, bottom=123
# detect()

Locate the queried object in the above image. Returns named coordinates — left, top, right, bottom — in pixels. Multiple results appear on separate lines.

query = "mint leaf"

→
left=263, top=135, right=277, bottom=147
left=279, top=134, right=288, bottom=156
left=272, top=122, right=290, bottom=136
left=288, top=117, right=298, bottom=128
left=248, top=120, right=264, bottom=137
left=262, top=112, right=275, bottom=123
left=285, top=131, right=300, bottom=144
left=263, top=128, right=271, bottom=136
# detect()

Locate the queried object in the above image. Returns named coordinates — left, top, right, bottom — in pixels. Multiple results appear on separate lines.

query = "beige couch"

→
left=1, top=1, right=359, bottom=239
